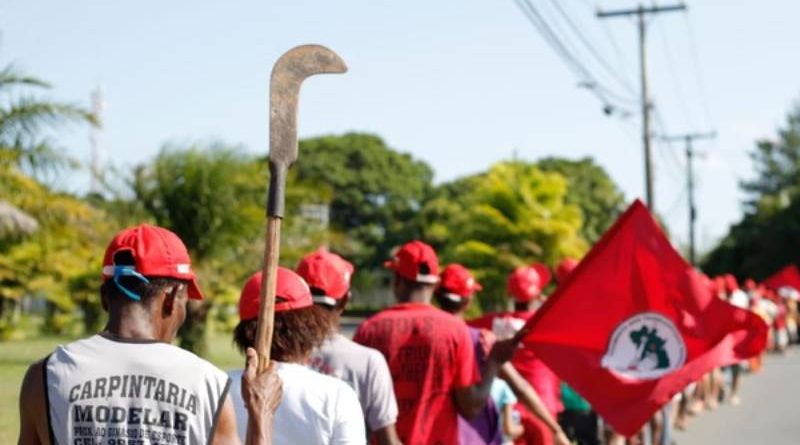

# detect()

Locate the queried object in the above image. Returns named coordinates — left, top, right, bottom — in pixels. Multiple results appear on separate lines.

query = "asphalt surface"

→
left=674, top=351, right=800, bottom=445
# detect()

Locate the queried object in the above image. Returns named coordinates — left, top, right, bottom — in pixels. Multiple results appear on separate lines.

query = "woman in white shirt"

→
left=229, top=267, right=366, bottom=445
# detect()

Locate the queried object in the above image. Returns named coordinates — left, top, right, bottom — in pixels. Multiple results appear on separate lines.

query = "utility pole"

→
left=597, top=3, right=686, bottom=211
left=663, top=131, right=716, bottom=265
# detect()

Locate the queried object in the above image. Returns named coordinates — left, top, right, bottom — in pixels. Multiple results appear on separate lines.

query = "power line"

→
left=662, top=131, right=717, bottom=264
left=547, top=0, right=638, bottom=98
left=665, top=186, right=688, bottom=217
left=513, top=0, right=635, bottom=113
left=598, top=11, right=632, bottom=73
left=654, top=7, right=695, bottom=131
left=653, top=108, right=686, bottom=174
left=683, top=12, right=715, bottom=130
left=515, top=0, right=592, bottom=80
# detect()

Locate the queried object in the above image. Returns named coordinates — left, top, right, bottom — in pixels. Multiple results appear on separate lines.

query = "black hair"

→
left=433, top=290, right=470, bottom=314
left=100, top=250, right=186, bottom=305
left=395, top=274, right=436, bottom=294
left=310, top=287, right=348, bottom=312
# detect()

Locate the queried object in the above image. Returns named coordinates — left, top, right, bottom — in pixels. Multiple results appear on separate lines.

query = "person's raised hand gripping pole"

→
left=242, top=347, right=283, bottom=445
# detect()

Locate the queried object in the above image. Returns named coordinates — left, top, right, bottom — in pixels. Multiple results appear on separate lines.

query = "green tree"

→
left=421, top=161, right=587, bottom=311
left=295, top=133, right=434, bottom=269
left=131, top=142, right=335, bottom=353
left=132, top=143, right=266, bottom=260
left=0, top=63, right=95, bottom=174
left=739, top=103, right=800, bottom=209
left=131, top=143, right=264, bottom=354
left=0, top=166, right=112, bottom=338
left=702, top=196, right=800, bottom=281
left=535, top=157, right=626, bottom=243
left=704, top=104, right=800, bottom=280
left=0, top=62, right=98, bottom=338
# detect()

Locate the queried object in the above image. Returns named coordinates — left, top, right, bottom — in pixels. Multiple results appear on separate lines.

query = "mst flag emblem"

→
left=602, top=312, right=686, bottom=379
left=516, top=199, right=768, bottom=436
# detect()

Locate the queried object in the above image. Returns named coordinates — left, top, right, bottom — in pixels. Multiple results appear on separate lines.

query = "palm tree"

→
left=0, top=63, right=96, bottom=174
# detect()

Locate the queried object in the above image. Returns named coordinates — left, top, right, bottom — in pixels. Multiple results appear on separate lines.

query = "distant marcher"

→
left=492, top=378, right=522, bottom=444
left=354, top=241, right=516, bottom=445
left=470, top=265, right=564, bottom=445
left=435, top=263, right=569, bottom=445
left=18, top=224, right=282, bottom=445
left=299, top=247, right=401, bottom=445
left=230, top=267, right=366, bottom=445
left=725, top=274, right=749, bottom=405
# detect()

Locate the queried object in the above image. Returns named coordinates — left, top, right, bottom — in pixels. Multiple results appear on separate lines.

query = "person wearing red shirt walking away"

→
left=469, top=265, right=563, bottom=445
left=354, top=241, right=516, bottom=445
left=435, top=264, right=570, bottom=445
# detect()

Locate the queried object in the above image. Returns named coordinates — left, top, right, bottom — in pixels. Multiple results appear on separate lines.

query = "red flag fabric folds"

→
left=762, top=264, right=800, bottom=292
left=517, top=199, right=767, bottom=436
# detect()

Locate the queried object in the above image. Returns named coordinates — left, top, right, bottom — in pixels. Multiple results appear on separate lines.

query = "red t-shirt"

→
left=469, top=311, right=563, bottom=416
left=354, top=302, right=479, bottom=445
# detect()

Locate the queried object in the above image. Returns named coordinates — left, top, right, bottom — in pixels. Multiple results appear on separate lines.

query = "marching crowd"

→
left=18, top=223, right=792, bottom=444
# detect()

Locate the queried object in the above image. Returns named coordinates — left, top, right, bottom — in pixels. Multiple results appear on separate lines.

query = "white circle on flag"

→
left=601, top=312, right=686, bottom=380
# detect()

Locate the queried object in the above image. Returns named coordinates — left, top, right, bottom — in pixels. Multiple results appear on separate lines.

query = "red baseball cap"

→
left=531, top=262, right=552, bottom=289
left=102, top=224, right=203, bottom=300
left=239, top=267, right=313, bottom=320
left=555, top=258, right=579, bottom=283
left=438, top=264, right=482, bottom=302
left=714, top=276, right=726, bottom=294
left=296, top=247, right=355, bottom=306
left=724, top=274, right=739, bottom=292
left=507, top=266, right=543, bottom=302
left=700, top=273, right=716, bottom=295
left=384, top=240, right=440, bottom=284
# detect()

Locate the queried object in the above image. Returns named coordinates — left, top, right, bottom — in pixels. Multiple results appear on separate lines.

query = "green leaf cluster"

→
left=704, top=103, right=800, bottom=280
left=421, top=161, right=588, bottom=311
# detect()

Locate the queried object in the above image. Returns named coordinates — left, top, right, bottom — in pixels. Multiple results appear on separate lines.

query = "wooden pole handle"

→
left=254, top=217, right=282, bottom=374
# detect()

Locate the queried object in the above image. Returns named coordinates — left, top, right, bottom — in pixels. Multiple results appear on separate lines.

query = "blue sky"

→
left=2, top=0, right=799, bottom=254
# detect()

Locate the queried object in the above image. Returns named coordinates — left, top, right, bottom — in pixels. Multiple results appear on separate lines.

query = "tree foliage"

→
left=131, top=142, right=337, bottom=353
left=739, top=104, right=800, bottom=209
left=535, top=157, right=626, bottom=244
left=132, top=143, right=265, bottom=260
left=0, top=165, right=112, bottom=337
left=704, top=104, right=800, bottom=280
left=295, top=133, right=434, bottom=269
left=0, top=63, right=96, bottom=176
left=0, top=62, right=99, bottom=338
left=421, top=161, right=588, bottom=310
left=702, top=196, right=800, bottom=281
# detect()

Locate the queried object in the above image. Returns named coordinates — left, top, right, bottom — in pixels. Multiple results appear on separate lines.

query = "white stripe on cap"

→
left=312, top=295, right=337, bottom=306
left=441, top=292, right=464, bottom=302
left=416, top=274, right=440, bottom=284
left=177, top=264, right=191, bottom=274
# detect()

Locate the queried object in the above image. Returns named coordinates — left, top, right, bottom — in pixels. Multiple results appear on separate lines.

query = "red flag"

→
left=517, top=200, right=767, bottom=436
left=762, top=264, right=800, bottom=292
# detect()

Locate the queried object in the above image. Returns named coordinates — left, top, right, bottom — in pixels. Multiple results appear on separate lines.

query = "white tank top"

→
left=45, top=334, right=231, bottom=445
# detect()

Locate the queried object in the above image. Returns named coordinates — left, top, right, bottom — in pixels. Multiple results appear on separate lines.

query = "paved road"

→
left=674, top=351, right=800, bottom=445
